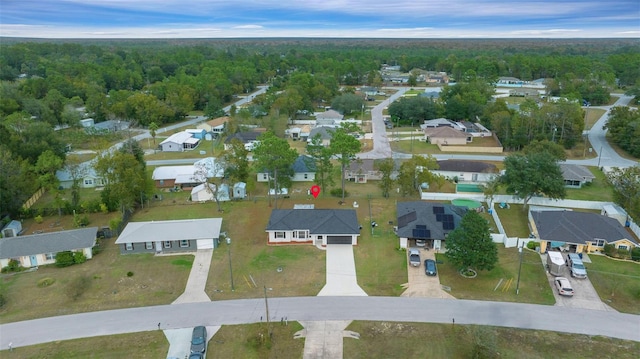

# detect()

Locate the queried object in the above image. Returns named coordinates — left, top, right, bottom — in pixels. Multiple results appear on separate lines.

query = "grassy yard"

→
left=585, top=254, right=640, bottom=314
left=494, top=204, right=531, bottom=238
left=564, top=167, right=613, bottom=201
left=584, top=108, right=606, bottom=130
left=344, top=322, right=640, bottom=359
left=0, top=225, right=193, bottom=323
left=206, top=322, right=304, bottom=358
left=435, top=247, right=555, bottom=305
left=0, top=331, right=168, bottom=358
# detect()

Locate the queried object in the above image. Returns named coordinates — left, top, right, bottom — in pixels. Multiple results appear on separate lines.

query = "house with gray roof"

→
left=266, top=209, right=360, bottom=245
left=115, top=218, right=222, bottom=254
left=315, top=109, right=343, bottom=126
left=433, top=160, right=500, bottom=183
left=257, top=155, right=317, bottom=183
left=396, top=202, right=467, bottom=249
left=345, top=159, right=383, bottom=183
left=559, top=164, right=596, bottom=188
left=0, top=227, right=97, bottom=269
left=307, top=127, right=335, bottom=146
left=56, top=159, right=105, bottom=189
left=530, top=210, right=638, bottom=254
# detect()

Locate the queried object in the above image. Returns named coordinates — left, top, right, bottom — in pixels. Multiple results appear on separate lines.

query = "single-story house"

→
left=530, top=210, right=638, bottom=254
left=199, top=116, right=230, bottom=135
left=396, top=202, right=467, bottom=249
left=186, top=128, right=207, bottom=140
left=56, top=159, right=106, bottom=189
left=315, top=109, right=343, bottom=126
left=160, top=131, right=200, bottom=152
left=560, top=164, right=596, bottom=188
left=424, top=126, right=471, bottom=145
left=287, top=125, right=311, bottom=141
left=266, top=209, right=360, bottom=246
left=0, top=227, right=97, bottom=269
left=433, top=160, right=499, bottom=183
left=152, top=158, right=224, bottom=189
left=307, top=126, right=335, bottom=146
left=257, top=155, right=317, bottom=183
left=497, top=77, right=524, bottom=86
left=1, top=220, right=22, bottom=237
left=115, top=218, right=223, bottom=254
left=420, top=118, right=460, bottom=130
left=224, top=131, right=261, bottom=151
left=345, top=159, right=383, bottom=183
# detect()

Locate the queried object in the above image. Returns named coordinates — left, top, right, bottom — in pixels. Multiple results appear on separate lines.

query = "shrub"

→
left=73, top=252, right=87, bottom=264
left=35, top=215, right=44, bottom=224
left=1, top=259, right=24, bottom=273
left=73, top=214, right=90, bottom=228
left=603, top=244, right=616, bottom=257
left=37, top=278, right=56, bottom=287
left=55, top=251, right=76, bottom=267
left=127, top=271, right=134, bottom=277
left=526, top=241, right=537, bottom=250
left=631, top=247, right=640, bottom=261
left=0, top=293, right=6, bottom=308
left=330, top=188, right=349, bottom=198
left=617, top=248, right=630, bottom=259
left=100, top=203, right=109, bottom=214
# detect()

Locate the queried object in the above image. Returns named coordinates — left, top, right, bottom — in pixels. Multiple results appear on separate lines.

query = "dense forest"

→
left=1, top=38, right=639, bottom=217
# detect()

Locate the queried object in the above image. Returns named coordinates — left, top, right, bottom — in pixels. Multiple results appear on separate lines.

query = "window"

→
left=180, top=240, right=189, bottom=248
left=145, top=242, right=153, bottom=250
left=125, top=243, right=133, bottom=251
left=317, top=235, right=323, bottom=240
left=304, top=174, right=308, bottom=179
left=262, top=174, right=268, bottom=180
left=275, top=232, right=285, bottom=238
left=618, top=245, right=629, bottom=251
left=594, top=239, right=605, bottom=247
left=45, top=252, right=55, bottom=260
left=84, top=179, right=93, bottom=185
left=294, top=230, right=308, bottom=239
left=164, top=241, right=171, bottom=248
left=159, top=179, right=164, bottom=186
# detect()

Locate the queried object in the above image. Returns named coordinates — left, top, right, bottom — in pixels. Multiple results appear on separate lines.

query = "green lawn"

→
left=585, top=254, right=640, bottom=314
left=564, top=167, right=613, bottom=201
left=494, top=204, right=531, bottom=238
left=344, top=322, right=640, bottom=359
left=436, top=247, right=555, bottom=305
left=206, top=322, right=304, bottom=358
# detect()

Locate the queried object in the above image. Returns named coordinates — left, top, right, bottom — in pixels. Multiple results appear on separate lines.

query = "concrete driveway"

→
left=164, top=326, right=220, bottom=359
left=542, top=253, right=615, bottom=312
left=318, top=245, right=367, bottom=296
left=401, top=248, right=455, bottom=299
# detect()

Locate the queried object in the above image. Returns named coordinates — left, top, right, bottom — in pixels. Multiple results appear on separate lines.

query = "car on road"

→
left=189, top=354, right=203, bottom=359
left=424, top=259, right=437, bottom=276
left=409, top=248, right=421, bottom=267
left=554, top=277, right=574, bottom=296
left=190, top=325, right=207, bottom=354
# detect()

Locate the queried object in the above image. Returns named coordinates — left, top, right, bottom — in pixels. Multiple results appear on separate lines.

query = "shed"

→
left=217, top=184, right=231, bottom=202
left=191, top=183, right=216, bottom=202
left=1, top=220, right=22, bottom=237
left=233, top=182, right=247, bottom=199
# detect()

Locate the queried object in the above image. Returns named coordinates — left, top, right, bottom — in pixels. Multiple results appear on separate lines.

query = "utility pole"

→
left=516, top=241, right=524, bottom=295
left=227, top=238, right=234, bottom=291
left=597, top=145, right=603, bottom=168
left=368, top=194, right=373, bottom=235
left=264, top=285, right=271, bottom=336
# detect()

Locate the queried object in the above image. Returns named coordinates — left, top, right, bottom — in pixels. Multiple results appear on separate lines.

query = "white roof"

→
left=184, top=137, right=200, bottom=145
left=191, top=183, right=216, bottom=195
left=152, top=158, right=224, bottom=181
left=160, top=131, right=194, bottom=145
left=152, top=165, right=194, bottom=180
left=115, top=218, right=222, bottom=244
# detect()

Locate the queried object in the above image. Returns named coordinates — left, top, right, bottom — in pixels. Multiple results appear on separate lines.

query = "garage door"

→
left=327, top=236, right=352, bottom=245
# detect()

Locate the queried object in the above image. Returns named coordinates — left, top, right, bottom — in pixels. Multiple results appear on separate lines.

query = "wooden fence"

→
left=22, top=187, right=45, bottom=210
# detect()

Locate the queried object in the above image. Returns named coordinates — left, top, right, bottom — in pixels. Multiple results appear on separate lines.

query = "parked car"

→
left=189, top=354, right=203, bottom=359
left=554, top=277, right=574, bottom=296
left=190, top=326, right=207, bottom=354
left=409, top=248, right=421, bottom=267
left=424, top=259, right=437, bottom=276
left=567, top=253, right=587, bottom=279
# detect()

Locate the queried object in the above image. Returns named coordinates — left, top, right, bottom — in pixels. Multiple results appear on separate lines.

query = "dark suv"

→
left=190, top=326, right=207, bottom=354
left=424, top=259, right=437, bottom=276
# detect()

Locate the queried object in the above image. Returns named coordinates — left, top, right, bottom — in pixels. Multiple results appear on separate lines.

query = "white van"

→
left=567, top=253, right=587, bottom=279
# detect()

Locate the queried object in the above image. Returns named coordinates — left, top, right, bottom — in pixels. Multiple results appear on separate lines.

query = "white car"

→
left=554, top=277, right=574, bottom=297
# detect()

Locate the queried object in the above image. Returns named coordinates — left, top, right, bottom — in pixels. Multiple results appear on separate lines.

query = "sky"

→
left=1, top=0, right=639, bottom=39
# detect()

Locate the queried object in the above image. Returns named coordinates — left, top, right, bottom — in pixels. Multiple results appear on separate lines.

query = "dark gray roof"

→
left=396, top=202, right=467, bottom=240
left=292, top=155, right=316, bottom=173
left=436, top=160, right=498, bottom=173
left=224, top=131, right=260, bottom=144
left=0, top=227, right=97, bottom=258
left=532, top=210, right=636, bottom=245
left=266, top=209, right=359, bottom=235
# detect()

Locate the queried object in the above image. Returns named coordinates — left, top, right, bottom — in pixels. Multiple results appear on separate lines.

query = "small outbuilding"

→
left=233, top=182, right=247, bottom=199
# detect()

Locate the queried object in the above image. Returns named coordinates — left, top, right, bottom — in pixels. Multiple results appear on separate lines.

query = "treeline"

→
left=605, top=107, right=640, bottom=157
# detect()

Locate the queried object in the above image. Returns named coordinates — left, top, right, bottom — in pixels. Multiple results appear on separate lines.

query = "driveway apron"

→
left=172, top=249, right=213, bottom=304
left=318, top=245, right=367, bottom=296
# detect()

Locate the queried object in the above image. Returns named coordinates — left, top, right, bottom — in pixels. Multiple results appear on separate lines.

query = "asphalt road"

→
left=2, top=297, right=638, bottom=350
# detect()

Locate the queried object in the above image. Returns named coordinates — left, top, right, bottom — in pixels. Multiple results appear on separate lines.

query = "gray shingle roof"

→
left=292, top=155, right=316, bottom=173
left=532, top=210, right=636, bottom=245
left=436, top=160, right=497, bottom=173
left=396, top=202, right=467, bottom=240
left=559, top=164, right=596, bottom=182
left=0, top=227, right=97, bottom=258
left=308, top=127, right=335, bottom=140
left=266, top=209, right=359, bottom=235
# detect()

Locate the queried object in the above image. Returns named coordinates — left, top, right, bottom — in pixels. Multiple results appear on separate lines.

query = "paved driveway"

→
left=401, top=248, right=455, bottom=299
left=318, top=245, right=367, bottom=296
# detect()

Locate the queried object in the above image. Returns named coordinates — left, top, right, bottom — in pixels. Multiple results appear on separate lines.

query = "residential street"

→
left=1, top=297, right=638, bottom=350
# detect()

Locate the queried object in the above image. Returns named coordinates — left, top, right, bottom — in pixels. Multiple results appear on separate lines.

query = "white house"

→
left=257, top=155, right=317, bottom=183
left=115, top=218, right=222, bottom=253
left=160, top=131, right=200, bottom=152
left=56, top=159, right=105, bottom=189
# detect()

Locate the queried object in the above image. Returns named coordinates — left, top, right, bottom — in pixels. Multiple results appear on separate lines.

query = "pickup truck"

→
left=409, top=248, right=421, bottom=267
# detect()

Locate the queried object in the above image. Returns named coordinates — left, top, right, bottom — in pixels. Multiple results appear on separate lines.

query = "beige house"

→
left=424, top=126, right=471, bottom=145
left=345, top=159, right=383, bottom=183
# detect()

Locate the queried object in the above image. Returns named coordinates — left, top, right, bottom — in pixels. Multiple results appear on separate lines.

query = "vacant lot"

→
left=585, top=254, right=640, bottom=314
left=344, top=321, right=640, bottom=359
left=436, top=247, right=555, bottom=305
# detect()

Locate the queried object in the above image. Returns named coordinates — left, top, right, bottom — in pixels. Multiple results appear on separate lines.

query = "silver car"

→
left=554, top=277, right=574, bottom=297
